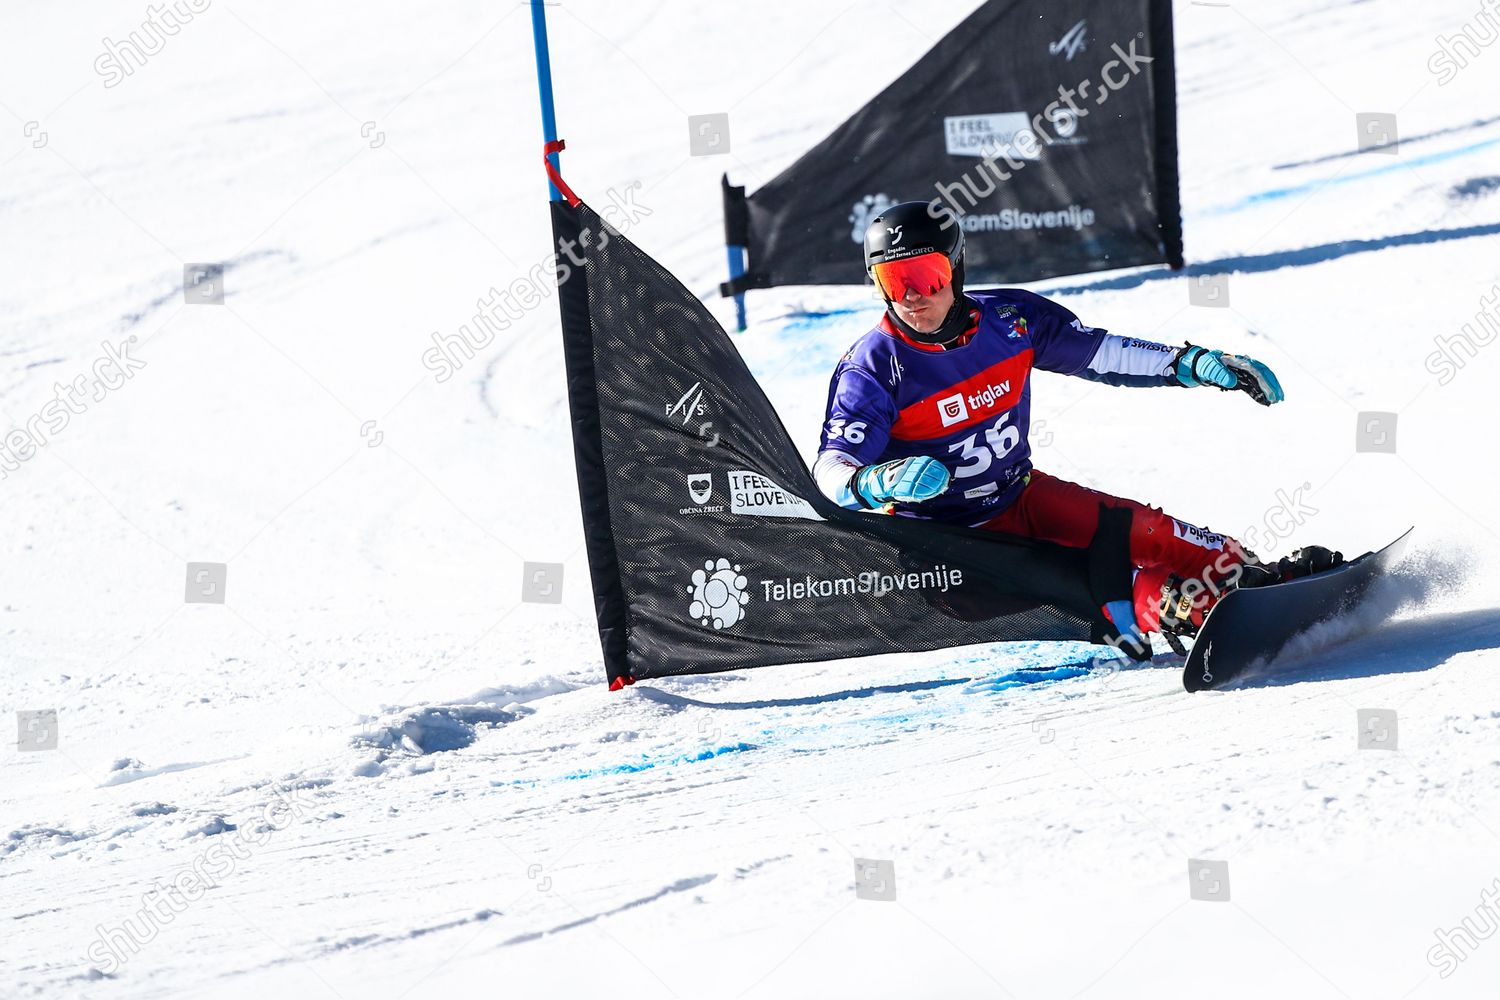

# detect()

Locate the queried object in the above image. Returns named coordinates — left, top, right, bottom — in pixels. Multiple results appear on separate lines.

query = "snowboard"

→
left=1182, top=528, right=1413, bottom=692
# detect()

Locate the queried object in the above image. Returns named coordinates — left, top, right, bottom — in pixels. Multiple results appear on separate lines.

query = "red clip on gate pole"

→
left=544, top=140, right=581, bottom=208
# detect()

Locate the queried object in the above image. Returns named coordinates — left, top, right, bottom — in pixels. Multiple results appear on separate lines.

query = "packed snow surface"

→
left=5, top=0, right=1500, bottom=996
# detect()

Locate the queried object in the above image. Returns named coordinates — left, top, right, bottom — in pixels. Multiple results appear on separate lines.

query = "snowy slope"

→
left=4, top=1, right=1500, bottom=997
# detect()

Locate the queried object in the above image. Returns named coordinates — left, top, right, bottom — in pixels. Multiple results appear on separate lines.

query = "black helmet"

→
left=863, top=200, right=964, bottom=276
left=862, top=200, right=970, bottom=345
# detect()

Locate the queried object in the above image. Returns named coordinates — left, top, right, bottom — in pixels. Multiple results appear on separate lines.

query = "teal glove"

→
left=1173, top=344, right=1284, bottom=406
left=853, top=456, right=951, bottom=507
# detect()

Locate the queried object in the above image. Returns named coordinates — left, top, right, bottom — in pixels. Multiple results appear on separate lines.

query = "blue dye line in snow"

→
left=541, top=741, right=759, bottom=782
left=963, top=663, right=1095, bottom=694
left=502, top=650, right=1115, bottom=786
left=774, top=305, right=874, bottom=334
left=1206, top=137, right=1500, bottom=215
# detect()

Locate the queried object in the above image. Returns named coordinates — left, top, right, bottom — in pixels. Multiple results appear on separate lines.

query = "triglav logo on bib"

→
left=937, top=392, right=970, bottom=427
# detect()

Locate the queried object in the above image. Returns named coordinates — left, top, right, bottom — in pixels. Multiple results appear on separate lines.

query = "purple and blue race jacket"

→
left=813, top=289, right=1180, bottom=525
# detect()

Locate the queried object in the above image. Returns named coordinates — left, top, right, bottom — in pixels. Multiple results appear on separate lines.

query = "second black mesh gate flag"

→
left=721, top=0, right=1182, bottom=298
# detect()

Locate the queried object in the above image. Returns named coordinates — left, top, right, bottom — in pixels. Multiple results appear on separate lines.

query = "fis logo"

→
left=1049, top=19, right=1088, bottom=61
left=937, top=392, right=970, bottom=427
left=666, top=381, right=707, bottom=425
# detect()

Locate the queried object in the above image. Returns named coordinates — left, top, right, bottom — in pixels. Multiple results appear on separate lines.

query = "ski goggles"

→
left=871, top=251, right=952, bottom=301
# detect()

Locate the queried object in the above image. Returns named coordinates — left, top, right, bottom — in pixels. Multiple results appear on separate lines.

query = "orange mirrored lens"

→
left=872, top=253, right=952, bottom=300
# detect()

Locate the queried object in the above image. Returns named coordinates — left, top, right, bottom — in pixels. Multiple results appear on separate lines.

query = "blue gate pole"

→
left=531, top=0, right=562, bottom=201
left=725, top=244, right=747, bottom=331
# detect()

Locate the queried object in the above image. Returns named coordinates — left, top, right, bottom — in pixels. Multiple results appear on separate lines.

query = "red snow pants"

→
left=976, top=470, right=1250, bottom=631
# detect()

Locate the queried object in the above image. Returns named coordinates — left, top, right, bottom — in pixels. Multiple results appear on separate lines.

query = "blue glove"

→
left=1172, top=344, right=1284, bottom=406
left=853, top=456, right=951, bottom=507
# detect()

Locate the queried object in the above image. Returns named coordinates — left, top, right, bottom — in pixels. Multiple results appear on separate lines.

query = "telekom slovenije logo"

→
left=687, top=557, right=750, bottom=629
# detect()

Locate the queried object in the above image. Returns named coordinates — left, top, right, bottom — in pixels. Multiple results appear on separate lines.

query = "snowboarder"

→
left=812, top=200, right=1341, bottom=650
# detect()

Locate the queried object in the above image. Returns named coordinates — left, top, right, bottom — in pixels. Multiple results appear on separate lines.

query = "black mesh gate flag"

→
left=721, top=0, right=1181, bottom=296
left=551, top=192, right=1137, bottom=688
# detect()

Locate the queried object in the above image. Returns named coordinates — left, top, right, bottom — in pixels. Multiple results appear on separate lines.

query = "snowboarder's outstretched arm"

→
left=1024, top=290, right=1284, bottom=404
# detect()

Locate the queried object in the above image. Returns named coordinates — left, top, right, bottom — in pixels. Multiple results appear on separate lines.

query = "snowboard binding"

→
left=1238, top=545, right=1346, bottom=589
left=1155, top=575, right=1203, bottom=656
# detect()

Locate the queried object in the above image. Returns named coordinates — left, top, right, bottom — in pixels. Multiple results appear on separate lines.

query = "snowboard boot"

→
left=1238, top=545, right=1345, bottom=589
